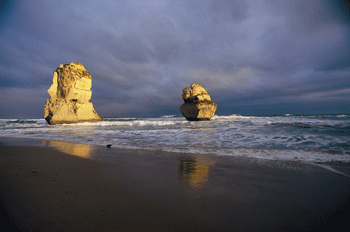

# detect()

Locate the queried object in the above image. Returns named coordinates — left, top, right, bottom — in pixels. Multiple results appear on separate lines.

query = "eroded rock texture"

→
left=180, top=84, right=217, bottom=121
left=44, top=62, right=101, bottom=124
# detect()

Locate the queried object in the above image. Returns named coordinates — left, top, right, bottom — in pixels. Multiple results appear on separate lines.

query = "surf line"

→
left=308, top=162, right=350, bottom=178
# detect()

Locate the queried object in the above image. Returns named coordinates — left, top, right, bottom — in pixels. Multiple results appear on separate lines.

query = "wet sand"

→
left=1, top=139, right=350, bottom=231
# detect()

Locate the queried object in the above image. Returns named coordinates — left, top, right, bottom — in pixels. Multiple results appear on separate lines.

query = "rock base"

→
left=44, top=99, right=101, bottom=125
left=180, top=100, right=217, bottom=121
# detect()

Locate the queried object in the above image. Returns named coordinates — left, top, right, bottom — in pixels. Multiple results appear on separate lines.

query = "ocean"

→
left=1, top=114, right=349, bottom=163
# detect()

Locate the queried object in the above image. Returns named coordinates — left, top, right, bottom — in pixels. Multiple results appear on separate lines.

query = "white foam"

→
left=1, top=115, right=349, bottom=163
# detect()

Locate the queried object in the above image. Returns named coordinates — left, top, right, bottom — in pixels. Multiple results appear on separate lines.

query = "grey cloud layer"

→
left=0, top=0, right=349, bottom=118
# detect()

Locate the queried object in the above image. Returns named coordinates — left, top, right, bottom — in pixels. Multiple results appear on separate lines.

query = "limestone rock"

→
left=180, top=84, right=217, bottom=121
left=44, top=62, right=101, bottom=124
left=182, top=84, right=212, bottom=103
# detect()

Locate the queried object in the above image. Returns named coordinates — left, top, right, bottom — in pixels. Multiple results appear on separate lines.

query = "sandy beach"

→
left=1, top=138, right=350, bottom=232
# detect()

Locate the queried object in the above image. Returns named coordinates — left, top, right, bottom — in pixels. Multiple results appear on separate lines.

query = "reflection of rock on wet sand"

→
left=43, top=140, right=96, bottom=158
left=179, top=155, right=214, bottom=189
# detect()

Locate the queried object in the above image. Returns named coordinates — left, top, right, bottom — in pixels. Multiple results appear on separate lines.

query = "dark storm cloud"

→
left=0, top=0, right=349, bottom=118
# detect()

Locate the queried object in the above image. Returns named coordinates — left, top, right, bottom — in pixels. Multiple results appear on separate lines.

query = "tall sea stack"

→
left=180, top=84, right=217, bottom=121
left=44, top=62, right=101, bottom=124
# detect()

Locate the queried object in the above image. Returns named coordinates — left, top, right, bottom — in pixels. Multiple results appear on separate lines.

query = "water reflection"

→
left=43, top=140, right=96, bottom=158
left=179, top=154, right=214, bottom=190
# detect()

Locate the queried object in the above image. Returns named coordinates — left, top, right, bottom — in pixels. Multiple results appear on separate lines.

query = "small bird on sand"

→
left=107, top=144, right=112, bottom=148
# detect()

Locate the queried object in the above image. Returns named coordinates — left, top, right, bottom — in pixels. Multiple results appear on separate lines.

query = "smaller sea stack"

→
left=180, top=84, right=217, bottom=121
left=44, top=62, right=101, bottom=124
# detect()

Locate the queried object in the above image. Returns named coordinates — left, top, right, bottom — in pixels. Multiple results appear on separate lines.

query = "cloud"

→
left=0, top=87, right=48, bottom=118
left=0, top=0, right=349, bottom=118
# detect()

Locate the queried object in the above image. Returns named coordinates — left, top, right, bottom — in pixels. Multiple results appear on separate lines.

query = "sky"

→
left=1, top=0, right=350, bottom=118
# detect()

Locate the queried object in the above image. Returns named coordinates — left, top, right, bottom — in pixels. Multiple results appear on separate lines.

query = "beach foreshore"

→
left=1, top=138, right=350, bottom=232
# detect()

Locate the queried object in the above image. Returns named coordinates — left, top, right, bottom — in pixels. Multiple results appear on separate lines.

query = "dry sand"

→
left=1, top=140, right=350, bottom=231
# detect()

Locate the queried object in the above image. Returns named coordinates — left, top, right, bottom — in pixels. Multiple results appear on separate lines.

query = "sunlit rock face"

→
left=44, top=62, right=101, bottom=124
left=179, top=84, right=217, bottom=121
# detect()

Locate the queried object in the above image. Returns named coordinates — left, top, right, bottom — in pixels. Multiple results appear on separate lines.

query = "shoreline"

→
left=2, top=115, right=350, bottom=164
left=1, top=138, right=350, bottom=231
left=2, top=136, right=350, bottom=177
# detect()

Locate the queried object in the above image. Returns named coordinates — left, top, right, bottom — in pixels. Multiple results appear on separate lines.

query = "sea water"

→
left=1, top=114, right=349, bottom=163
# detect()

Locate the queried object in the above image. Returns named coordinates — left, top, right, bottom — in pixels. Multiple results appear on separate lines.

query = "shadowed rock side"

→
left=44, top=62, right=101, bottom=124
left=180, top=84, right=217, bottom=121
